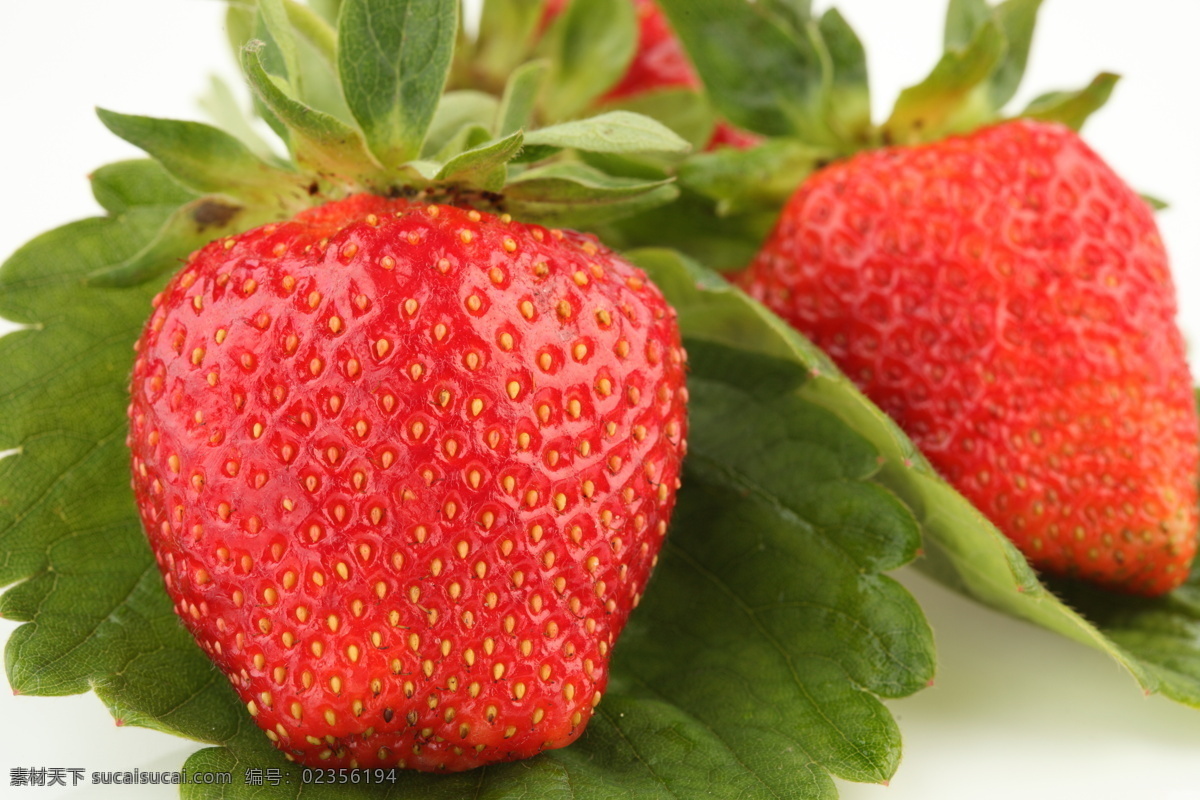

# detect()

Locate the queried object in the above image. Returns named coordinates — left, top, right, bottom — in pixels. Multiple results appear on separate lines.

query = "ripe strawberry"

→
left=739, top=119, right=1198, bottom=595
left=542, top=0, right=760, bottom=151
left=127, top=194, right=688, bottom=770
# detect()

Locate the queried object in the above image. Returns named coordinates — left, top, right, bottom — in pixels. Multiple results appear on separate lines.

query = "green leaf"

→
left=884, top=19, right=1007, bottom=144
left=494, top=59, right=548, bottom=138
left=656, top=0, right=835, bottom=144
left=523, top=111, right=691, bottom=155
left=242, top=43, right=384, bottom=187
left=537, top=0, right=637, bottom=120
left=1022, top=72, right=1120, bottom=131
left=434, top=130, right=524, bottom=192
left=679, top=139, right=832, bottom=216
left=96, top=108, right=309, bottom=207
left=90, top=159, right=197, bottom=215
left=337, top=0, right=459, bottom=165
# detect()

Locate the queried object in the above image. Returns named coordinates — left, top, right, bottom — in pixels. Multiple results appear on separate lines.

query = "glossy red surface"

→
left=128, top=195, right=688, bottom=769
left=741, top=120, right=1198, bottom=595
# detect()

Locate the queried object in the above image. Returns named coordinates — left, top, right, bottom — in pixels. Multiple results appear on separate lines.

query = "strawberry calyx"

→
left=639, top=0, right=1120, bottom=259
left=87, top=0, right=689, bottom=289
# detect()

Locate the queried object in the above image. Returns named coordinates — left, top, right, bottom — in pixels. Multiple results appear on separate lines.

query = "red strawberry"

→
left=127, top=193, right=688, bottom=770
left=739, top=119, right=1198, bottom=595
left=543, top=0, right=760, bottom=151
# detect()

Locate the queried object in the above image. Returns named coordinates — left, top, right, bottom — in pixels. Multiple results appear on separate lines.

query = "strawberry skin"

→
left=740, top=119, right=1198, bottom=595
left=127, top=194, right=688, bottom=770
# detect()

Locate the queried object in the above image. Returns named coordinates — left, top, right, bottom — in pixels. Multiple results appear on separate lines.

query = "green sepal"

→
left=758, top=0, right=815, bottom=32
left=598, top=88, right=719, bottom=152
left=266, top=1, right=351, bottom=126
left=503, top=162, right=679, bottom=226
left=986, top=0, right=1043, bottom=107
left=96, top=108, right=310, bottom=208
left=494, top=60, right=549, bottom=138
left=306, top=0, right=342, bottom=26
left=435, top=130, right=524, bottom=192
left=884, top=19, right=1007, bottom=145
left=536, top=0, right=637, bottom=121
left=1141, top=193, right=1169, bottom=212
left=523, top=111, right=691, bottom=155
left=430, top=123, right=492, bottom=164
left=198, top=75, right=280, bottom=163
left=224, top=3, right=257, bottom=77
left=90, top=159, right=196, bottom=215
left=1022, top=72, right=1120, bottom=131
left=337, top=0, right=459, bottom=166
left=282, top=0, right=338, bottom=63
left=242, top=43, right=385, bottom=189
left=244, top=8, right=292, bottom=144
left=257, top=0, right=302, bottom=95
left=818, top=8, right=873, bottom=145
left=945, top=0, right=992, bottom=49
left=420, top=91, right=500, bottom=158
left=680, top=139, right=833, bottom=217
left=656, top=0, right=835, bottom=145
left=471, top=0, right=550, bottom=89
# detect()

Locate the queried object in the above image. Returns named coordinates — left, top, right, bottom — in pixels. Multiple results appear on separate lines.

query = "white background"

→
left=1, top=1, right=1198, bottom=799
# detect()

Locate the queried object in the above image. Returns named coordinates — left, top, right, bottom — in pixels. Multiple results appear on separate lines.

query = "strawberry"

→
left=128, top=194, right=687, bottom=770
left=739, top=119, right=1198, bottom=595
left=677, top=0, right=1200, bottom=595
left=101, top=1, right=693, bottom=771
